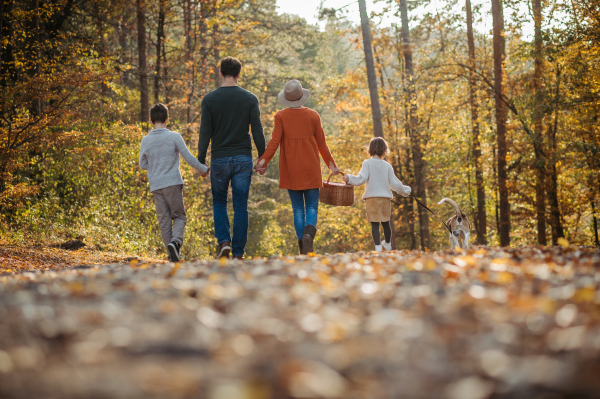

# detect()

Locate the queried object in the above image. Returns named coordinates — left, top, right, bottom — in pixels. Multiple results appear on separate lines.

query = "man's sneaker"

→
left=218, top=241, right=231, bottom=259
left=382, top=241, right=392, bottom=251
left=168, top=241, right=180, bottom=262
left=374, top=244, right=383, bottom=252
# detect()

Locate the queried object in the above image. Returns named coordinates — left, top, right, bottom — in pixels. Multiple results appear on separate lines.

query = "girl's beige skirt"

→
left=365, top=197, right=391, bottom=223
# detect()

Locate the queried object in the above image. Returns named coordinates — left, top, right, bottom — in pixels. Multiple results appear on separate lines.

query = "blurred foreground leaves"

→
left=0, top=246, right=599, bottom=398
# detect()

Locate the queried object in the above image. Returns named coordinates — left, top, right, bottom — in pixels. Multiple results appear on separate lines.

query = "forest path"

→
left=0, top=246, right=599, bottom=398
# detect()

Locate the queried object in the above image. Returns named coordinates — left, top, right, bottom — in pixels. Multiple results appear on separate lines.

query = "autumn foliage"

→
left=0, top=0, right=598, bottom=260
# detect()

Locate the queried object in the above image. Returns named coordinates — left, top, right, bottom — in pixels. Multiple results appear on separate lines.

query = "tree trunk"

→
left=0, top=0, right=4, bottom=73
left=184, top=0, right=193, bottom=127
left=491, top=0, right=510, bottom=246
left=400, top=0, right=431, bottom=250
left=358, top=0, right=383, bottom=138
left=199, top=8, right=209, bottom=95
left=154, top=0, right=165, bottom=103
left=532, top=0, right=547, bottom=245
left=466, top=0, right=487, bottom=245
left=547, top=69, right=564, bottom=244
left=592, top=200, right=599, bottom=246
left=136, top=0, right=149, bottom=123
left=213, top=24, right=220, bottom=88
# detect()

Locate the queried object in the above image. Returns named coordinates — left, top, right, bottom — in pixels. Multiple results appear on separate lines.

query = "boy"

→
left=139, top=103, right=208, bottom=261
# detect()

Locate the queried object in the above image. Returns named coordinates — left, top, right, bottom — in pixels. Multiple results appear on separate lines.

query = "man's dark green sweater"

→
left=198, top=86, right=265, bottom=164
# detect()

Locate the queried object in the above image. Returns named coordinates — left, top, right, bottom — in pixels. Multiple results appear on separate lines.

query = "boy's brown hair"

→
left=219, top=56, right=242, bottom=78
left=368, top=137, right=389, bottom=157
left=150, top=103, right=169, bottom=124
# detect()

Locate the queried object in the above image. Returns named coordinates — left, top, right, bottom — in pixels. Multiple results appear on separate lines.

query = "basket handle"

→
left=325, top=172, right=347, bottom=185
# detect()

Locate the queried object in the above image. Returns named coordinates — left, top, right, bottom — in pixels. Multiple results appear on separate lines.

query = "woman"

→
left=255, top=79, right=339, bottom=254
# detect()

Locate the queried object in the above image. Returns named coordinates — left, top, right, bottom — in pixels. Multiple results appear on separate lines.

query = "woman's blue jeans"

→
left=210, top=155, right=253, bottom=257
left=287, top=188, right=320, bottom=240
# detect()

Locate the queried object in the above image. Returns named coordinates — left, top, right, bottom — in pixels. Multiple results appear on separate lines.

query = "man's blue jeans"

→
left=211, top=155, right=253, bottom=257
left=287, top=188, right=320, bottom=240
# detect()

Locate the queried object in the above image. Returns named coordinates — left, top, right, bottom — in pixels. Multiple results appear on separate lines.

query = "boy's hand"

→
left=254, top=159, right=266, bottom=175
left=198, top=165, right=210, bottom=178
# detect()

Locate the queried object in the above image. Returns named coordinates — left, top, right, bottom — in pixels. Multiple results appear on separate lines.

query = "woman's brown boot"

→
left=301, top=225, right=317, bottom=254
left=298, top=239, right=303, bottom=254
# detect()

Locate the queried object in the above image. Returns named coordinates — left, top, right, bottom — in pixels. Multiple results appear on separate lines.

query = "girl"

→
left=343, top=137, right=411, bottom=251
left=255, top=79, right=340, bottom=254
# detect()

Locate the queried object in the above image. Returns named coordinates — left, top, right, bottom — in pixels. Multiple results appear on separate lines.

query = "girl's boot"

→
left=301, top=225, right=317, bottom=254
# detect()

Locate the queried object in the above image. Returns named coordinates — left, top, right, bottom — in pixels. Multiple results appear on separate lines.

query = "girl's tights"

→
left=371, top=221, right=391, bottom=245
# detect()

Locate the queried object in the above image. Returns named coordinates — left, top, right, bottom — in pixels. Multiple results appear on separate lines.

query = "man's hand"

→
left=329, top=161, right=340, bottom=176
left=198, top=164, right=210, bottom=178
left=254, top=159, right=266, bottom=175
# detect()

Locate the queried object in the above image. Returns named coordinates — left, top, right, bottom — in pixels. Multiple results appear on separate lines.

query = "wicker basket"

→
left=319, top=173, right=355, bottom=206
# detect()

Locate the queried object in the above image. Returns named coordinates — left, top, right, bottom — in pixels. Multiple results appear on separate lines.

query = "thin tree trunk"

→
left=358, top=0, right=383, bottom=138
left=136, top=0, right=149, bottom=123
left=532, top=0, right=547, bottom=245
left=154, top=0, right=165, bottom=103
left=592, top=200, right=599, bottom=246
left=213, top=24, right=220, bottom=88
left=491, top=0, right=510, bottom=246
left=0, top=0, right=4, bottom=73
left=162, top=24, right=170, bottom=105
left=466, top=0, right=487, bottom=245
left=400, top=0, right=431, bottom=250
left=547, top=68, right=564, bottom=243
left=184, top=0, right=193, bottom=127
left=199, top=8, right=209, bottom=94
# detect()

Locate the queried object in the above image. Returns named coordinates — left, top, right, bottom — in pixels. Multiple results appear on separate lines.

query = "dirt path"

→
left=0, top=246, right=599, bottom=398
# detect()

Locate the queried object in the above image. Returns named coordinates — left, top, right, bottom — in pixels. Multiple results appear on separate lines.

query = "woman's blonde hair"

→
left=368, top=137, right=389, bottom=157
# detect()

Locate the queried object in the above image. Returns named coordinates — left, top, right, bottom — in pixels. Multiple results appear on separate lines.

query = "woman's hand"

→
left=342, top=174, right=349, bottom=183
left=329, top=162, right=340, bottom=176
left=254, top=159, right=266, bottom=175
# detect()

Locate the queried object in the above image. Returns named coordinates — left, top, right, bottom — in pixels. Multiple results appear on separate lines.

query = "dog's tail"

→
left=438, top=198, right=462, bottom=217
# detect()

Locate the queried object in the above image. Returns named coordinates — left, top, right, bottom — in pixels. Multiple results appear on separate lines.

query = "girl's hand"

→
left=329, top=161, right=340, bottom=175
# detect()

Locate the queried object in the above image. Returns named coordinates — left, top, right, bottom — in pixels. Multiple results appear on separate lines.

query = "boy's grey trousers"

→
left=152, top=184, right=186, bottom=247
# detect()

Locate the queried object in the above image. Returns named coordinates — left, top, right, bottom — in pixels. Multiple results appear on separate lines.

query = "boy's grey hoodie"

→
left=139, top=128, right=208, bottom=192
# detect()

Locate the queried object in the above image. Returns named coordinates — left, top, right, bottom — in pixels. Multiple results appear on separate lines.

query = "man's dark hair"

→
left=150, top=103, right=169, bottom=124
left=368, top=137, right=389, bottom=157
left=219, top=56, right=242, bottom=78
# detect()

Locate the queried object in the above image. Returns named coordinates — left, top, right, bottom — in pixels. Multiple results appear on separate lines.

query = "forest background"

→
left=0, top=0, right=598, bottom=260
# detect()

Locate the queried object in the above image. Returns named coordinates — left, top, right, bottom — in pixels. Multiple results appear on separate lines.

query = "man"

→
left=198, top=56, right=265, bottom=260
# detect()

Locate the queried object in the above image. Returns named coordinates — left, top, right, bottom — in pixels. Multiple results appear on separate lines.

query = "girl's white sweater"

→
left=346, top=158, right=411, bottom=199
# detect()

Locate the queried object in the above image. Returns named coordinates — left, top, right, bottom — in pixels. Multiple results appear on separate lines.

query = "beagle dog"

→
left=438, top=198, right=471, bottom=249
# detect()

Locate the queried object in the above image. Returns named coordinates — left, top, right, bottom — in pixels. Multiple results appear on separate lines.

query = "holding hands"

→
left=329, top=161, right=340, bottom=176
left=197, top=164, right=210, bottom=178
left=254, top=159, right=266, bottom=175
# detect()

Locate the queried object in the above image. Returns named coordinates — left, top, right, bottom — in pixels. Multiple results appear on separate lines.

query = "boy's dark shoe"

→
left=168, top=241, right=181, bottom=262
left=218, top=241, right=231, bottom=259
left=232, top=255, right=244, bottom=261
left=298, top=240, right=303, bottom=254
left=301, top=225, right=317, bottom=255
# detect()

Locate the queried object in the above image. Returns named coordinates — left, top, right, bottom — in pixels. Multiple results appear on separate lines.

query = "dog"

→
left=438, top=198, right=471, bottom=249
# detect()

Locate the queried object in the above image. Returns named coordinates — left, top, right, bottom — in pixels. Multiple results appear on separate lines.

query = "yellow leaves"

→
left=557, top=237, right=569, bottom=249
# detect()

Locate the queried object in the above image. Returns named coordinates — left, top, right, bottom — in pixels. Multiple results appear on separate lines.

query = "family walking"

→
left=139, top=57, right=411, bottom=262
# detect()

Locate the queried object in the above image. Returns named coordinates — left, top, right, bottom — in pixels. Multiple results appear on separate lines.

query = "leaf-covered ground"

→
left=0, top=246, right=599, bottom=398
left=0, top=240, right=163, bottom=273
